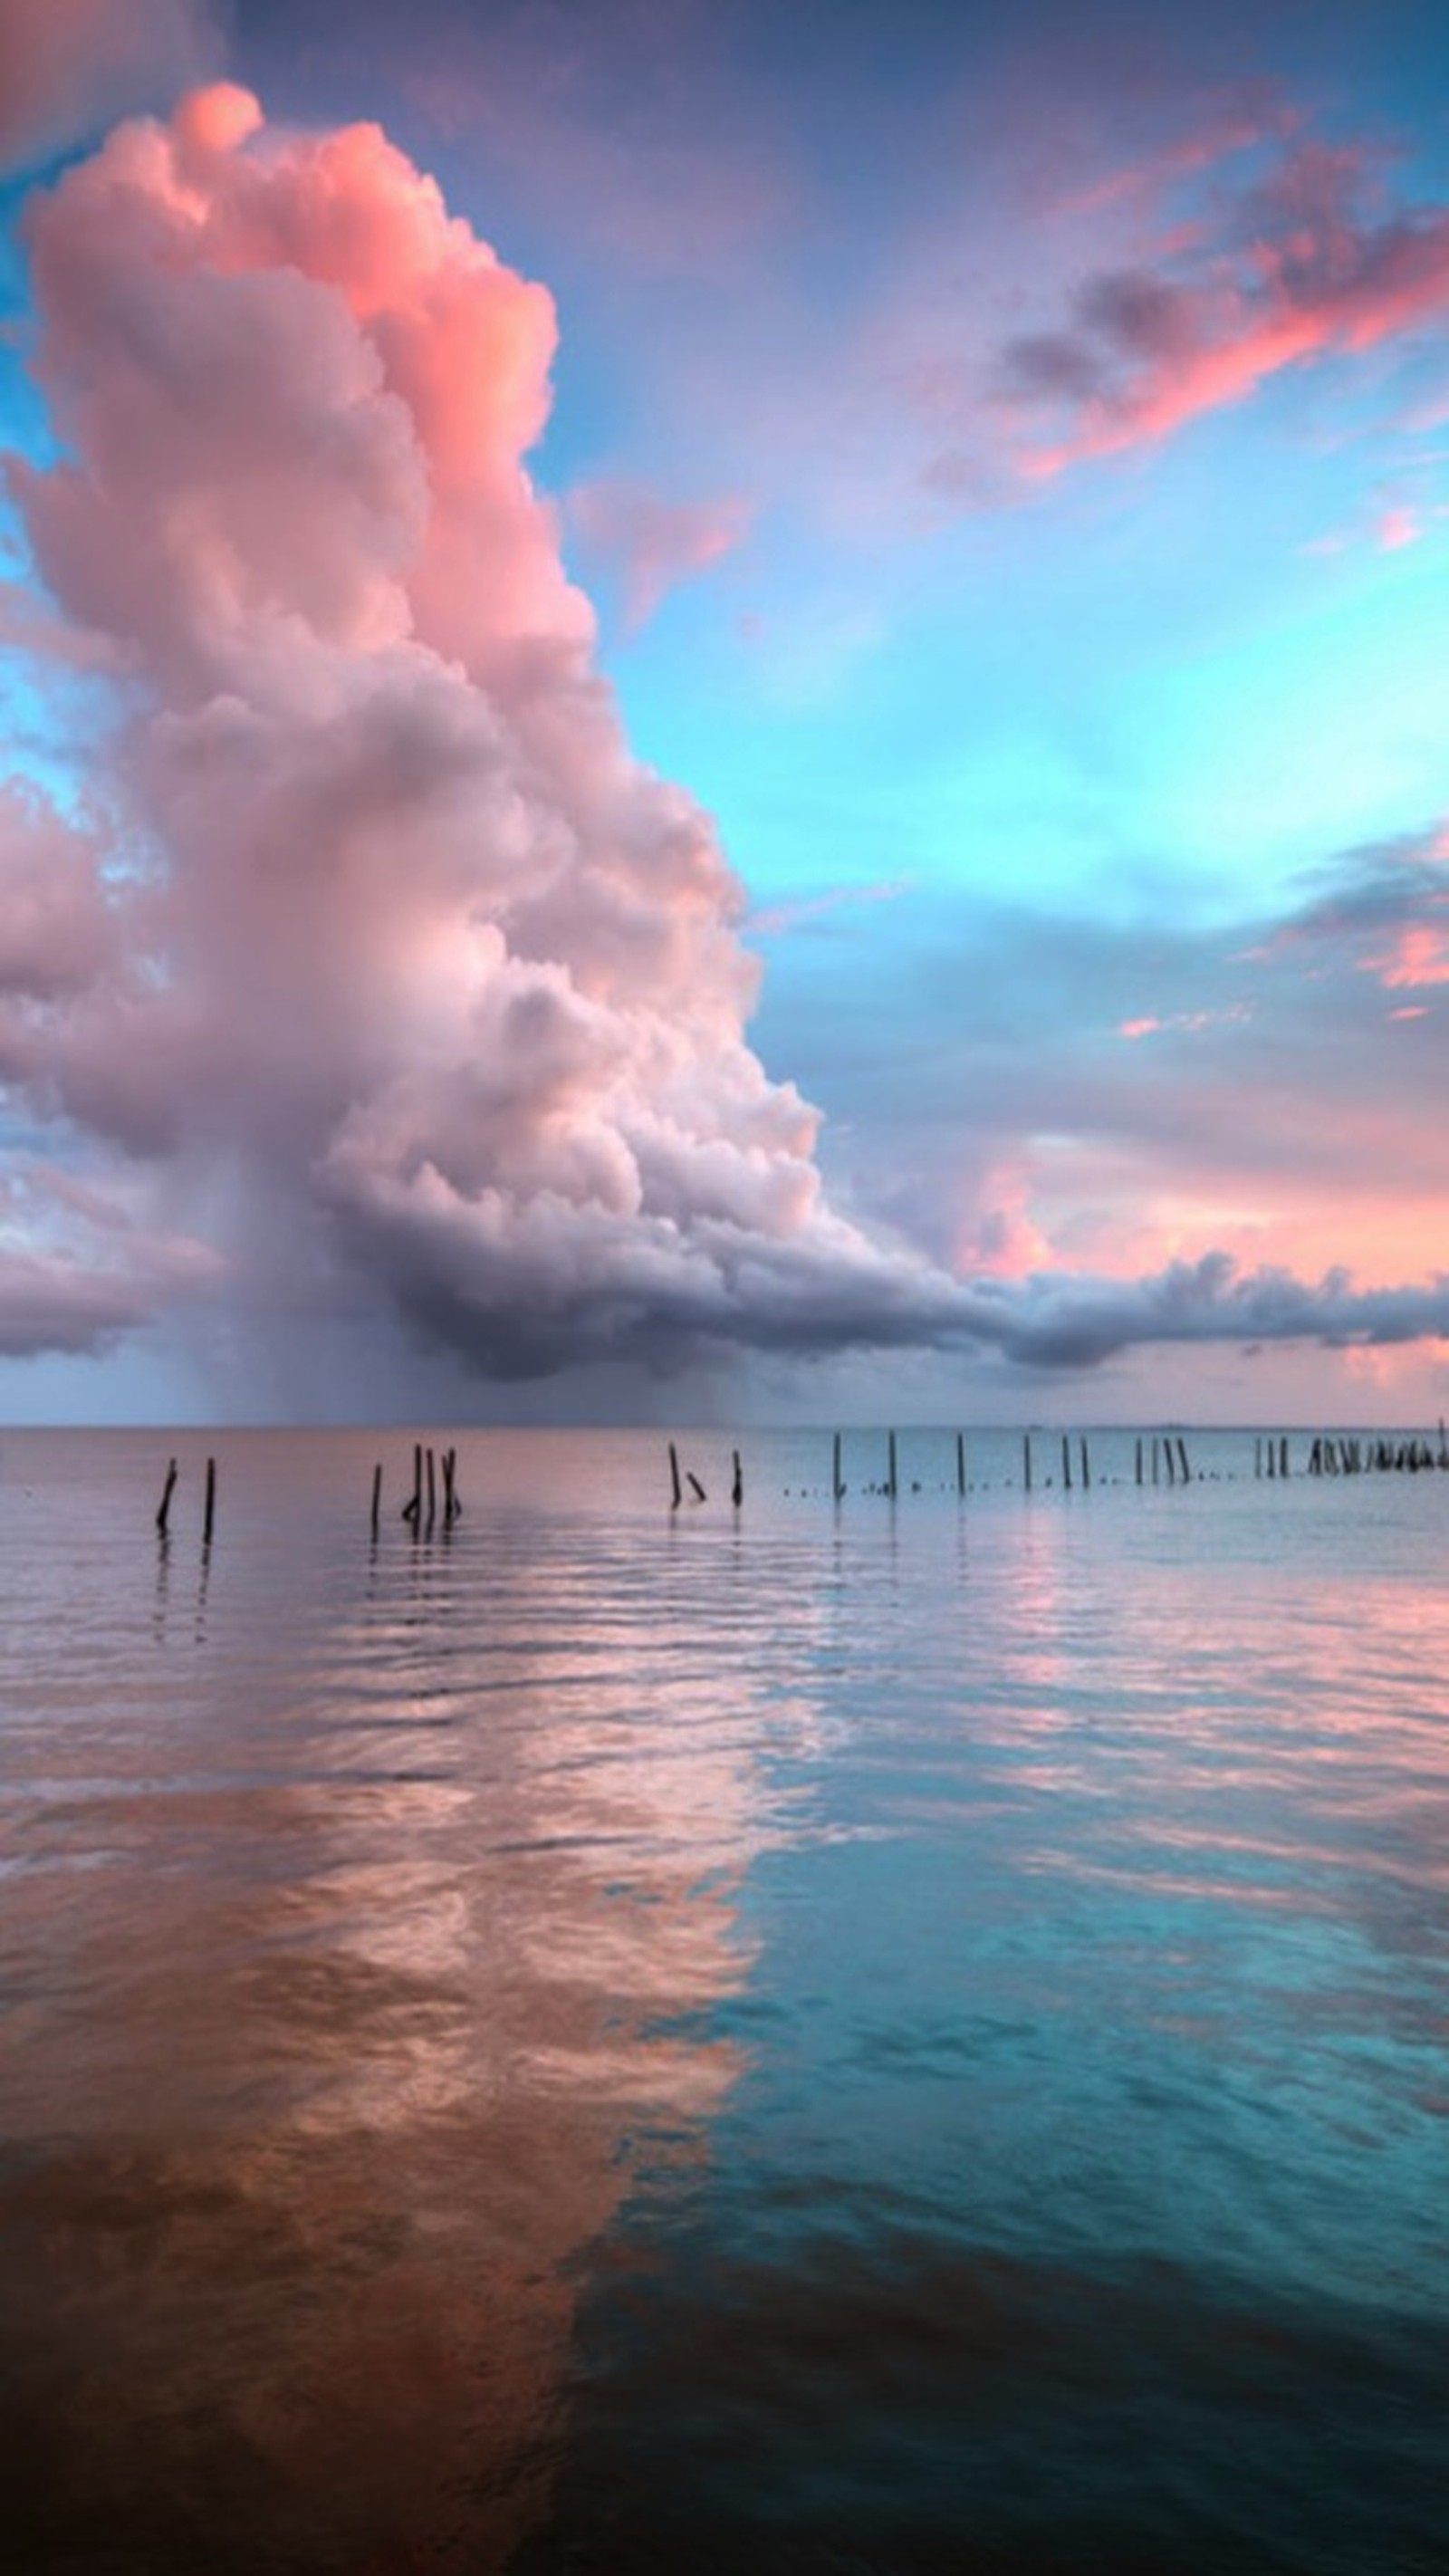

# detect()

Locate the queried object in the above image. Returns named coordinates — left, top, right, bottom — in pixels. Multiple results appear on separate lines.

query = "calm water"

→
left=1, top=1425, right=1446, bottom=2574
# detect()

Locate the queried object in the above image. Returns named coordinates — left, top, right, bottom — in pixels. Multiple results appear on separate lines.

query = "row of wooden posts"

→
left=670, top=1423, right=1449, bottom=1505
left=664, top=1429, right=1151, bottom=1505
left=153, top=1447, right=465, bottom=1545
left=152, top=1420, right=1448, bottom=1542
left=1304, top=1432, right=1448, bottom=1475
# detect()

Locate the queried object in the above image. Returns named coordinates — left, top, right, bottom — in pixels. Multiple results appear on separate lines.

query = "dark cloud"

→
left=968, top=1257, right=1449, bottom=1372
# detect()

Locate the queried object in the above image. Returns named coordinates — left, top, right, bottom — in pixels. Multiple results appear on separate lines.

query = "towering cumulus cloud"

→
left=2, top=87, right=945, bottom=1376
left=4, top=88, right=1446, bottom=1389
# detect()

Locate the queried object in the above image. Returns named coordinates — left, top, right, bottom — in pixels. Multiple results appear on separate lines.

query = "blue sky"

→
left=0, top=0, right=1447, bottom=1423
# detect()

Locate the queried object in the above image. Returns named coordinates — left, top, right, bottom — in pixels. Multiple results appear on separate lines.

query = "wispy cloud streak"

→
left=1001, top=136, right=1449, bottom=476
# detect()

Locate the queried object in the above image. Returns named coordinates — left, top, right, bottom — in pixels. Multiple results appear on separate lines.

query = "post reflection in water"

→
left=0, top=1433, right=825, bottom=2575
left=1, top=1427, right=1447, bottom=2575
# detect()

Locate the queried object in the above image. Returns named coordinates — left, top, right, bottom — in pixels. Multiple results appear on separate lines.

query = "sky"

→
left=0, top=0, right=1447, bottom=1427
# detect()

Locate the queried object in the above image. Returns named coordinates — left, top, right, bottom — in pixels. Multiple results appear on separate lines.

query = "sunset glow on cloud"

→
left=1, top=0, right=1447, bottom=1424
left=1004, top=139, right=1449, bottom=479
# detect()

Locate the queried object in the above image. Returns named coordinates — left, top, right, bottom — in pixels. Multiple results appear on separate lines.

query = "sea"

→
left=1, top=1423, right=1445, bottom=2575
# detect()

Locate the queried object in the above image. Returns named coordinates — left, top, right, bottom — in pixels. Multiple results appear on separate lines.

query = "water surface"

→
left=1, top=1427, right=1446, bottom=2571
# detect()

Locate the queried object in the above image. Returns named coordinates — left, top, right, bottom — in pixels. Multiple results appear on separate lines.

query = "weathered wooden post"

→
left=370, top=1463, right=382, bottom=1538
left=1280, top=1436, right=1289, bottom=1479
left=687, top=1469, right=706, bottom=1502
left=888, top=1430, right=897, bottom=1498
left=732, top=1449, right=743, bottom=1508
left=832, top=1431, right=844, bottom=1501
left=403, top=1443, right=422, bottom=1526
left=1022, top=1433, right=1032, bottom=1494
left=1176, top=1437, right=1189, bottom=1484
left=1135, top=1437, right=1143, bottom=1487
left=1080, top=1436, right=1091, bottom=1490
left=668, top=1442, right=682, bottom=1509
left=155, top=1457, right=178, bottom=1536
left=1061, top=1434, right=1072, bottom=1491
left=203, top=1456, right=216, bottom=1549
left=1152, top=1437, right=1160, bottom=1485
left=956, top=1431, right=966, bottom=1497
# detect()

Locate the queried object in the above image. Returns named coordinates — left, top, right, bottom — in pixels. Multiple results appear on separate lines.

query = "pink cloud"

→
left=1377, top=503, right=1421, bottom=550
left=1118, top=1007, right=1249, bottom=1042
left=1363, top=924, right=1449, bottom=988
left=953, top=1162, right=1055, bottom=1283
left=0, top=0, right=220, bottom=176
left=748, top=879, right=910, bottom=939
left=1002, top=137, right=1449, bottom=478
left=1, top=85, right=952, bottom=1377
left=567, top=480, right=753, bottom=630
left=0, top=1157, right=221, bottom=1357
left=5, top=87, right=1448, bottom=1394
left=0, top=781, right=115, bottom=1014
left=1051, top=87, right=1297, bottom=222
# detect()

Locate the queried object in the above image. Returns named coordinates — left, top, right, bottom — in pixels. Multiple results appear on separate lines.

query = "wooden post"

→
left=1061, top=1433, right=1072, bottom=1492
left=1280, top=1436, right=1289, bottom=1479
left=1254, top=1436, right=1262, bottom=1480
left=1135, top=1437, right=1142, bottom=1486
left=1176, top=1437, right=1189, bottom=1484
left=1152, top=1437, right=1160, bottom=1485
left=370, top=1463, right=382, bottom=1538
left=403, top=1442, right=421, bottom=1525
left=425, top=1446, right=437, bottom=1532
left=1080, top=1436, right=1090, bottom=1490
left=1165, top=1438, right=1176, bottom=1485
left=956, top=1431, right=966, bottom=1497
left=203, top=1456, right=216, bottom=1549
left=732, top=1449, right=743, bottom=1508
left=832, top=1431, right=844, bottom=1501
left=687, top=1470, right=706, bottom=1502
left=668, top=1442, right=682, bottom=1509
left=1022, top=1433, right=1032, bottom=1494
left=888, top=1430, right=897, bottom=1498
left=155, top=1457, right=178, bottom=1536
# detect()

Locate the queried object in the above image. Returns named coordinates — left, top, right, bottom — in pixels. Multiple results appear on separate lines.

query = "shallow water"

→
left=1, top=1426, right=1446, bottom=2572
